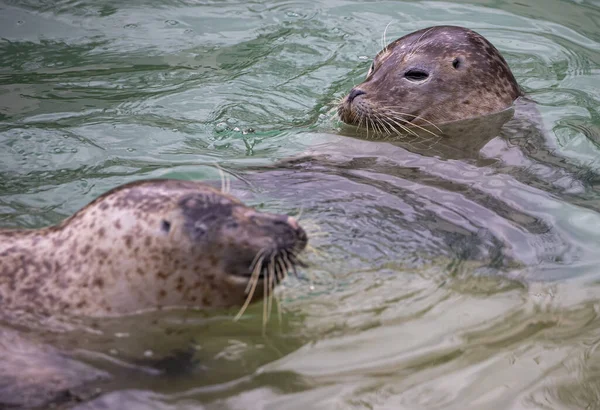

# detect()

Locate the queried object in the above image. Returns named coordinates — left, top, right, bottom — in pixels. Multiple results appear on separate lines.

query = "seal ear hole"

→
left=404, top=69, right=429, bottom=82
left=452, top=57, right=463, bottom=69
left=161, top=220, right=171, bottom=233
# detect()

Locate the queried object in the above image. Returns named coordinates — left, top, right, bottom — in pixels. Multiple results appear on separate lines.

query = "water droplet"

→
left=184, top=29, right=193, bottom=34
left=71, top=148, right=78, bottom=153
left=226, top=118, right=238, bottom=125
left=144, top=350, right=153, bottom=357
left=358, top=55, right=369, bottom=61
left=126, top=147, right=135, bottom=152
left=53, top=147, right=62, bottom=153
left=233, top=127, right=240, bottom=132
left=215, top=122, right=227, bottom=133
left=285, top=11, right=299, bottom=18
left=109, top=348, right=118, bottom=355
left=124, top=23, right=138, bottom=29
left=309, top=285, right=315, bottom=291
left=16, top=20, right=24, bottom=26
left=165, top=20, right=178, bottom=26
left=114, top=332, right=129, bottom=338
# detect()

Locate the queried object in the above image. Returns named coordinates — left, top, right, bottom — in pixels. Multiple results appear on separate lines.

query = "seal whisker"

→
left=274, top=288, right=283, bottom=327
left=262, top=257, right=270, bottom=328
left=407, top=27, right=436, bottom=60
left=235, top=253, right=265, bottom=321
left=375, top=113, right=392, bottom=139
left=295, top=206, right=305, bottom=222
left=381, top=118, right=401, bottom=140
left=382, top=106, right=443, bottom=133
left=247, top=248, right=267, bottom=288
left=276, top=253, right=288, bottom=282
left=370, top=117, right=380, bottom=139
left=372, top=114, right=393, bottom=140
left=389, top=116, right=423, bottom=139
left=281, top=251, right=294, bottom=279
left=218, top=167, right=226, bottom=193
left=376, top=113, right=396, bottom=137
left=396, top=116, right=442, bottom=140
left=382, top=21, right=393, bottom=52
left=382, top=113, right=420, bottom=138
left=245, top=250, right=265, bottom=297
left=381, top=20, right=393, bottom=52
left=381, top=109, right=439, bottom=139
left=269, top=251, right=289, bottom=326
left=265, top=255, right=276, bottom=326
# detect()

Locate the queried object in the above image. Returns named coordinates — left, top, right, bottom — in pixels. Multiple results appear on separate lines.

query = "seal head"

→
left=0, top=179, right=308, bottom=318
left=338, top=25, right=522, bottom=133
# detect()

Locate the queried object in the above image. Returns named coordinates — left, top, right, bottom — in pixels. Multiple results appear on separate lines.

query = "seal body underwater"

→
left=0, top=178, right=308, bottom=408
left=338, top=25, right=523, bottom=134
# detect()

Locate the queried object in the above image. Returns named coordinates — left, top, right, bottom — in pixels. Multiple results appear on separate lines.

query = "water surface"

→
left=1, top=0, right=600, bottom=409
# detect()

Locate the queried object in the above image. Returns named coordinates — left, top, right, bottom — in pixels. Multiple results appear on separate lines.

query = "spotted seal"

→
left=0, top=178, right=307, bottom=319
left=0, top=178, right=307, bottom=408
left=338, top=25, right=523, bottom=135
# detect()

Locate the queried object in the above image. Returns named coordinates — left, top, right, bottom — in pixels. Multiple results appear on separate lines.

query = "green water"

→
left=2, top=0, right=600, bottom=408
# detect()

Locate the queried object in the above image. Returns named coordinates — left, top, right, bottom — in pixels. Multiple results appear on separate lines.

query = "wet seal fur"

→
left=0, top=178, right=307, bottom=408
left=338, top=25, right=523, bottom=134
left=0, top=178, right=307, bottom=318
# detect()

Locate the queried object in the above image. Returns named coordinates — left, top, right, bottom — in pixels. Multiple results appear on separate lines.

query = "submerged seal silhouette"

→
left=0, top=178, right=308, bottom=318
left=338, top=25, right=522, bottom=134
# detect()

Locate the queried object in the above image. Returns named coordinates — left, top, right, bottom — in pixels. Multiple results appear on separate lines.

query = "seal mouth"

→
left=240, top=245, right=308, bottom=281
left=338, top=99, right=414, bottom=130
left=229, top=217, right=308, bottom=286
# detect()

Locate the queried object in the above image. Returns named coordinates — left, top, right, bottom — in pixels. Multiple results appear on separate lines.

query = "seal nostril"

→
left=348, top=88, right=366, bottom=103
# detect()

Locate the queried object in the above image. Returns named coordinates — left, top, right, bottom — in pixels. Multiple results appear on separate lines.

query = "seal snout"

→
left=338, top=88, right=368, bottom=126
left=221, top=208, right=308, bottom=282
left=249, top=212, right=308, bottom=250
left=347, top=88, right=366, bottom=103
left=286, top=216, right=308, bottom=245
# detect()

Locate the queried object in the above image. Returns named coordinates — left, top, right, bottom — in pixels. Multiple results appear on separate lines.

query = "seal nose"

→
left=347, top=88, right=366, bottom=103
left=287, top=216, right=308, bottom=244
left=286, top=216, right=299, bottom=230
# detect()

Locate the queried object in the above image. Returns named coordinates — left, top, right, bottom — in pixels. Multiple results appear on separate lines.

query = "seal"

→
left=0, top=178, right=308, bottom=408
left=338, top=25, right=523, bottom=134
left=0, top=327, right=110, bottom=409
left=0, top=178, right=308, bottom=319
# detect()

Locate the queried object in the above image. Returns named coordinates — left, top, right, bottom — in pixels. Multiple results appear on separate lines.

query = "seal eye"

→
left=452, top=57, right=463, bottom=69
left=404, top=69, right=429, bottom=82
left=161, top=220, right=171, bottom=233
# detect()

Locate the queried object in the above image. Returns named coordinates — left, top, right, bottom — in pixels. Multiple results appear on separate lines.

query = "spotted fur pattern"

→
left=0, top=179, right=307, bottom=319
